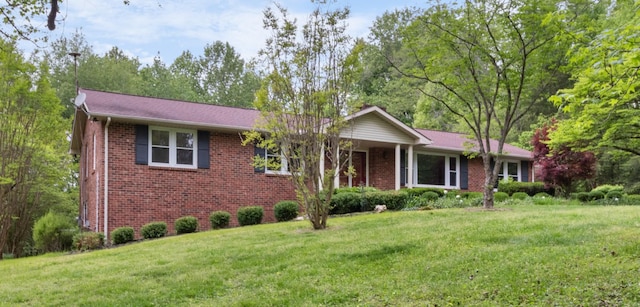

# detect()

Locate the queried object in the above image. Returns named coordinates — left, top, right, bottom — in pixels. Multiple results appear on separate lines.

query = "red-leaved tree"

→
left=532, top=120, right=597, bottom=196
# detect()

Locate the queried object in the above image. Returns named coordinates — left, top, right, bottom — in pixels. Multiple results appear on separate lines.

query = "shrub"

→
left=141, top=222, right=167, bottom=239
left=606, top=190, right=624, bottom=200
left=592, top=184, right=624, bottom=195
left=334, top=187, right=379, bottom=194
left=498, top=181, right=553, bottom=196
left=209, top=211, right=231, bottom=229
left=364, top=191, right=408, bottom=211
left=237, top=206, right=264, bottom=226
left=429, top=197, right=482, bottom=209
left=625, top=182, right=640, bottom=195
left=420, top=191, right=440, bottom=202
left=575, top=192, right=590, bottom=202
left=460, top=192, right=483, bottom=199
left=175, top=216, right=198, bottom=234
left=626, top=194, right=640, bottom=205
left=494, top=192, right=509, bottom=202
left=111, top=226, right=135, bottom=245
left=534, top=192, right=552, bottom=198
left=73, top=232, right=104, bottom=251
left=330, top=192, right=363, bottom=214
left=274, top=201, right=299, bottom=222
left=404, top=187, right=445, bottom=198
left=511, top=192, right=529, bottom=200
left=32, top=211, right=76, bottom=252
left=588, top=190, right=605, bottom=201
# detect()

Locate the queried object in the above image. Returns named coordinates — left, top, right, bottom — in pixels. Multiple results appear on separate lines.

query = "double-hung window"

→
left=149, top=127, right=197, bottom=168
left=414, top=153, right=458, bottom=188
left=498, top=161, right=520, bottom=182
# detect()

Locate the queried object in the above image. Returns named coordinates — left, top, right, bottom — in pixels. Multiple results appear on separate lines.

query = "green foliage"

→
left=330, top=192, right=364, bottom=214
left=534, top=192, right=552, bottom=199
left=403, top=187, right=445, bottom=198
left=274, top=201, right=299, bottom=222
left=459, top=192, right=483, bottom=199
left=141, top=222, right=167, bottom=239
left=606, top=190, right=624, bottom=200
left=428, top=197, right=482, bottom=209
left=420, top=191, right=440, bottom=202
left=511, top=192, right=529, bottom=200
left=237, top=206, right=264, bottom=226
left=588, top=190, right=606, bottom=201
left=364, top=191, right=408, bottom=211
left=175, top=216, right=198, bottom=235
left=626, top=195, right=640, bottom=204
left=494, top=192, right=509, bottom=203
left=73, top=232, right=104, bottom=251
left=625, top=183, right=640, bottom=195
left=32, top=212, right=76, bottom=253
left=209, top=211, right=231, bottom=229
left=498, top=181, right=553, bottom=196
left=575, top=192, right=591, bottom=202
left=111, top=227, right=135, bottom=245
left=334, top=187, right=379, bottom=194
left=592, top=185, right=624, bottom=195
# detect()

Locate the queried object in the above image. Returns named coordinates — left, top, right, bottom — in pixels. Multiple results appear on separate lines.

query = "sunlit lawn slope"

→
left=1, top=205, right=639, bottom=306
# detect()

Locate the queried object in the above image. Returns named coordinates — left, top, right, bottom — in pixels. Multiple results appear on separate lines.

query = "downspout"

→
left=103, top=117, right=111, bottom=242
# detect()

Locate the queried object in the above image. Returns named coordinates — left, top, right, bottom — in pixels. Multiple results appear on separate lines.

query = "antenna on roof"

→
left=68, top=52, right=81, bottom=95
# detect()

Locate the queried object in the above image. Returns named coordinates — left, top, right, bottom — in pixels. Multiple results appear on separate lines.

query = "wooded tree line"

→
left=1, top=0, right=639, bottom=253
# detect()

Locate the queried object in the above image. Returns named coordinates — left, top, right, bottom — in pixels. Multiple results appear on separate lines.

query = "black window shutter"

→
left=521, top=161, right=529, bottom=182
left=400, top=149, right=406, bottom=186
left=197, top=130, right=210, bottom=169
left=460, top=155, right=468, bottom=189
left=135, top=125, right=148, bottom=165
left=254, top=143, right=265, bottom=173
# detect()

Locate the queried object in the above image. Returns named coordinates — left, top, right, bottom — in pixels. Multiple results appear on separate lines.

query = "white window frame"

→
left=148, top=126, right=198, bottom=169
left=498, top=160, right=521, bottom=182
left=412, top=152, right=459, bottom=189
left=262, top=147, right=291, bottom=175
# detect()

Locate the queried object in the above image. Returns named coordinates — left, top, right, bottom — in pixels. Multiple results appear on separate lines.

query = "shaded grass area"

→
left=1, top=205, right=639, bottom=306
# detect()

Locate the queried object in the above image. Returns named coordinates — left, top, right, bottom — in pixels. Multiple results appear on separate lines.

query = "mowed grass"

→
left=1, top=205, right=639, bottom=306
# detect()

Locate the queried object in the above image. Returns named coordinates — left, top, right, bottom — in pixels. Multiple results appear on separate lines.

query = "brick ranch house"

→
left=70, top=89, right=533, bottom=238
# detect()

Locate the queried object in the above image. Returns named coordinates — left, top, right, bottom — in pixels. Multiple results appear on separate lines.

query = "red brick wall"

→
left=79, top=119, right=105, bottom=233
left=368, top=147, right=395, bottom=190
left=466, top=157, right=485, bottom=192
left=84, top=122, right=297, bottom=239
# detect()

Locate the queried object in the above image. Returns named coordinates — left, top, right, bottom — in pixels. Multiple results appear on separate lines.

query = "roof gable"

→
left=343, top=106, right=431, bottom=145
left=415, top=128, right=532, bottom=160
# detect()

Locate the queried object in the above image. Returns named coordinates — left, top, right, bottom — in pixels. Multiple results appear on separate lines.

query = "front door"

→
left=340, top=151, right=367, bottom=187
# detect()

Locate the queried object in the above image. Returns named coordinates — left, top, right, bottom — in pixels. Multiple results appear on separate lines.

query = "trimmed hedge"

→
left=111, top=226, right=134, bottom=245
left=606, top=190, right=624, bottom=200
left=175, top=216, right=198, bottom=234
left=330, top=192, right=363, bottom=214
left=588, top=190, right=605, bottom=201
left=494, top=192, right=509, bottom=202
left=420, top=191, right=440, bottom=202
left=511, top=192, right=529, bottom=200
left=32, top=211, right=76, bottom=252
left=364, top=191, right=408, bottom=211
left=274, top=201, right=299, bottom=222
left=210, top=211, right=231, bottom=229
left=403, top=187, right=445, bottom=198
left=141, top=222, right=167, bottom=239
left=73, top=232, right=104, bottom=251
left=237, top=206, right=264, bottom=226
left=334, top=187, right=379, bottom=194
left=498, top=181, right=554, bottom=196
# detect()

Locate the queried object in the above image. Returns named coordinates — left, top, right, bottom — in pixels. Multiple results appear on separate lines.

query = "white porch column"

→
left=347, top=148, right=353, bottom=187
left=407, top=145, right=414, bottom=188
left=319, top=145, right=325, bottom=190
left=395, top=144, right=401, bottom=190
left=334, top=144, right=340, bottom=189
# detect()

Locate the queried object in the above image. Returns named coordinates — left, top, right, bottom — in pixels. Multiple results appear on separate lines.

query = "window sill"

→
left=148, top=166, right=198, bottom=172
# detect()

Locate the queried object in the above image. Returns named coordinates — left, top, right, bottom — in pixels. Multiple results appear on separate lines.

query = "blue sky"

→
left=29, top=0, right=425, bottom=65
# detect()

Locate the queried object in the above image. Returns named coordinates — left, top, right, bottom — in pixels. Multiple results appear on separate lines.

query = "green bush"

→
left=175, top=216, right=198, bottom=234
left=334, top=187, right=379, bottom=194
left=330, top=192, right=363, bottom=214
left=511, top=192, right=529, bottom=200
left=403, top=187, right=445, bottom=198
left=575, top=192, right=591, bottom=202
left=364, top=191, right=408, bottom=211
left=625, top=182, right=640, bottom=195
left=494, top=192, right=509, bottom=202
left=429, top=196, right=482, bottom=209
left=498, top=181, right=553, bottom=196
left=32, top=211, right=76, bottom=252
left=73, top=232, right=104, bottom=251
left=111, top=226, right=135, bottom=245
left=460, top=192, right=483, bottom=199
left=592, top=184, right=624, bottom=194
left=237, top=206, right=264, bottom=226
left=209, top=211, right=231, bottom=229
left=274, top=201, right=299, bottom=222
left=626, top=194, right=640, bottom=204
left=534, top=192, right=552, bottom=198
left=606, top=190, right=624, bottom=200
left=420, top=191, right=440, bottom=202
left=588, top=190, right=606, bottom=201
left=141, top=222, right=167, bottom=239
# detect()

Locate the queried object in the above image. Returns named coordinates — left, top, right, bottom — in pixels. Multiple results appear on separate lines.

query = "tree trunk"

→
left=482, top=177, right=495, bottom=209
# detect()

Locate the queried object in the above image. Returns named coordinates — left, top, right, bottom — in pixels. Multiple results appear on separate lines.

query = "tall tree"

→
left=0, top=40, right=71, bottom=258
left=549, top=1, right=640, bottom=157
left=393, top=0, right=574, bottom=208
left=139, top=54, right=199, bottom=102
left=246, top=1, right=357, bottom=230
left=171, top=41, right=261, bottom=107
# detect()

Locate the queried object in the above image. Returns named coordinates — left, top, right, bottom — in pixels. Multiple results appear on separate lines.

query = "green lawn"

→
left=1, top=205, right=639, bottom=306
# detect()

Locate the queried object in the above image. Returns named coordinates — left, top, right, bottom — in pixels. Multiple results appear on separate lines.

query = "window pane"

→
left=508, top=162, right=518, bottom=181
left=449, top=157, right=456, bottom=171
left=417, top=154, right=445, bottom=185
left=176, top=132, right=193, bottom=148
left=152, top=130, right=169, bottom=146
left=152, top=147, right=169, bottom=163
left=176, top=149, right=193, bottom=165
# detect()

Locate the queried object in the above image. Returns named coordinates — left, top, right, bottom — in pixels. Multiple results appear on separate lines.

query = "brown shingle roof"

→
left=415, top=128, right=532, bottom=159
